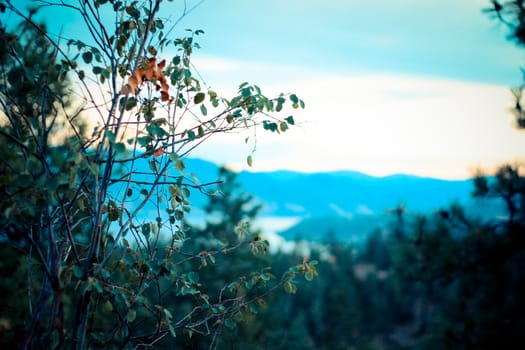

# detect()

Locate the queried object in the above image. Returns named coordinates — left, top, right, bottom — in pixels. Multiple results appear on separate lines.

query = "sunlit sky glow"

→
left=181, top=0, right=525, bottom=179
left=11, top=0, right=525, bottom=179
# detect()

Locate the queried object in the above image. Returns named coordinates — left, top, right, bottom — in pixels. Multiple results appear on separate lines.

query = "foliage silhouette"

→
left=0, top=1, right=313, bottom=349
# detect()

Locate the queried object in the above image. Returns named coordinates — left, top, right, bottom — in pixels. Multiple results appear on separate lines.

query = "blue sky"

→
left=172, top=0, right=525, bottom=179
left=8, top=0, right=525, bottom=179
left=177, top=0, right=521, bottom=86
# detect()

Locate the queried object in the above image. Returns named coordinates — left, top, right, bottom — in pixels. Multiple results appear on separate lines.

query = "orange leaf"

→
left=135, top=69, right=145, bottom=82
left=160, top=78, right=169, bottom=92
left=160, top=90, right=170, bottom=102
left=127, top=75, right=139, bottom=93
left=144, top=57, right=157, bottom=80
left=157, top=59, right=166, bottom=70
left=153, top=148, right=165, bottom=157
left=119, top=84, right=131, bottom=95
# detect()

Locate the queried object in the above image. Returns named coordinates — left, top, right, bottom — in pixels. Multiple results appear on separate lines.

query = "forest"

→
left=1, top=0, right=525, bottom=349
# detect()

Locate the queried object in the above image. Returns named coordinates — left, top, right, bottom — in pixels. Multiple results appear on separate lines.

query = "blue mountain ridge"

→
left=115, top=157, right=497, bottom=243
left=235, top=168, right=473, bottom=217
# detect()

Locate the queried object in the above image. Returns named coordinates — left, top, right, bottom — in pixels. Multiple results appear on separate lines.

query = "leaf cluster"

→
left=0, top=1, right=308, bottom=349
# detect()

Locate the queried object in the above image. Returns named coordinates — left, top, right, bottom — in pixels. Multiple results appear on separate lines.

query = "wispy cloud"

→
left=190, top=56, right=525, bottom=179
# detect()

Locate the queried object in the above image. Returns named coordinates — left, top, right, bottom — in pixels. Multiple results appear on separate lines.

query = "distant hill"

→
left=235, top=169, right=474, bottom=217
left=277, top=214, right=393, bottom=244
left=126, top=157, right=499, bottom=242
left=180, top=158, right=475, bottom=216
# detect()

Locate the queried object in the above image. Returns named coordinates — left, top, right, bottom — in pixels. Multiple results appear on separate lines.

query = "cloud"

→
left=73, top=53, right=524, bottom=181
left=182, top=0, right=521, bottom=86
left=190, top=56, right=525, bottom=179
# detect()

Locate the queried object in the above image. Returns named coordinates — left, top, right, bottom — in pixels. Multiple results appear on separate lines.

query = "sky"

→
left=8, top=0, right=525, bottom=179
left=172, top=0, right=525, bottom=179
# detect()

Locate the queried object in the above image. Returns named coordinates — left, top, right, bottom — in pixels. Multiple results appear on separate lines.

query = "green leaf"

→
left=114, top=142, right=126, bottom=153
left=126, top=309, right=137, bottom=323
left=105, top=130, right=116, bottom=143
left=284, top=281, right=297, bottom=294
left=148, top=159, right=157, bottom=172
left=200, top=104, right=207, bottom=116
left=241, top=87, right=251, bottom=97
left=168, top=323, right=176, bottom=338
left=187, top=271, right=199, bottom=283
left=163, top=308, right=173, bottom=320
left=100, top=268, right=110, bottom=279
left=168, top=184, right=179, bottom=197
left=263, top=121, right=278, bottom=132
left=224, top=318, right=236, bottom=330
left=102, top=300, right=113, bottom=314
left=137, top=136, right=152, bottom=147
left=108, top=206, right=120, bottom=222
left=244, top=279, right=253, bottom=289
left=147, top=45, right=157, bottom=56
left=68, top=170, right=78, bottom=189
left=305, top=271, right=314, bottom=281
left=174, top=209, right=184, bottom=220
left=285, top=116, right=295, bottom=125
left=194, top=92, right=205, bottom=104
left=82, top=51, right=93, bottom=64
left=279, top=122, right=288, bottom=132
left=175, top=158, right=185, bottom=172
left=73, top=266, right=83, bottom=279
left=141, top=223, right=151, bottom=237
left=120, top=96, right=137, bottom=111
left=247, top=155, right=253, bottom=167
left=146, top=124, right=167, bottom=138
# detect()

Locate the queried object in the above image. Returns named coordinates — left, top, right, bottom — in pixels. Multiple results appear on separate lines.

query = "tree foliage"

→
left=0, top=1, right=312, bottom=349
left=485, top=0, right=525, bottom=128
left=4, top=1, right=525, bottom=349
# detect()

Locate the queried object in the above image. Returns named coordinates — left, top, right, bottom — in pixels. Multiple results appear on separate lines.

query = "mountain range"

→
left=178, top=158, right=500, bottom=243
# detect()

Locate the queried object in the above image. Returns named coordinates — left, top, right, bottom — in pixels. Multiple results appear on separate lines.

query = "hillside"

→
left=127, top=157, right=495, bottom=242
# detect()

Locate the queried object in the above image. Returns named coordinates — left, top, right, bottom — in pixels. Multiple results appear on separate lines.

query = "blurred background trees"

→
left=0, top=1, right=310, bottom=349
left=205, top=1, right=525, bottom=348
